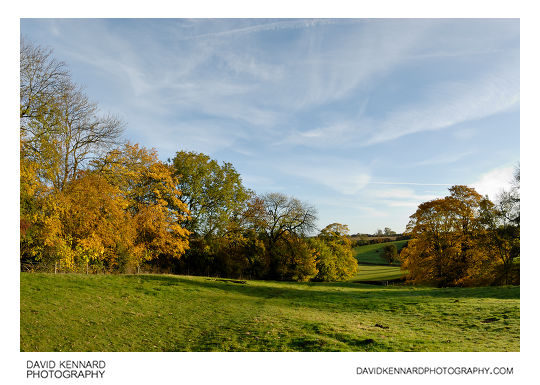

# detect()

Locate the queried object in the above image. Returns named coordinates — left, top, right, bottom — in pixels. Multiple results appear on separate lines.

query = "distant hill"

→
left=352, top=239, right=409, bottom=265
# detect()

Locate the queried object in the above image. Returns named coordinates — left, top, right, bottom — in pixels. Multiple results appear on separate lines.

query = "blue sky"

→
left=20, top=18, right=520, bottom=234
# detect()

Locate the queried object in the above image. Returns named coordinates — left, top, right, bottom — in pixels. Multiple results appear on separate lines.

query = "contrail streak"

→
left=368, top=182, right=452, bottom=186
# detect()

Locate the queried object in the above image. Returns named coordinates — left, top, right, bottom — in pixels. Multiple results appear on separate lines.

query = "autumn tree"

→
left=400, top=185, right=495, bottom=286
left=20, top=139, right=47, bottom=265
left=93, top=143, right=191, bottom=272
left=20, top=171, right=132, bottom=272
left=21, top=38, right=123, bottom=191
left=54, top=173, right=136, bottom=272
left=20, top=39, right=65, bottom=267
left=311, top=223, right=358, bottom=281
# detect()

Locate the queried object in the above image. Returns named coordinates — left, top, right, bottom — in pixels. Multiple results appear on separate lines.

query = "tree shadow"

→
left=125, top=274, right=520, bottom=304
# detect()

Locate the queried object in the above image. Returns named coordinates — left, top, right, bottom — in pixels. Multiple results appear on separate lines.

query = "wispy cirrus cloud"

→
left=368, top=182, right=453, bottom=186
left=44, top=19, right=518, bottom=158
left=286, top=166, right=371, bottom=196
left=20, top=18, right=520, bottom=234
left=365, top=61, right=519, bottom=145
left=407, top=151, right=474, bottom=167
left=371, top=188, right=438, bottom=201
left=279, top=56, right=519, bottom=149
left=170, top=19, right=345, bottom=41
left=365, top=187, right=441, bottom=209
left=271, top=156, right=371, bottom=195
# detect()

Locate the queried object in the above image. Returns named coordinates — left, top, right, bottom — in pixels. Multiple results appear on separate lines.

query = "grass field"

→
left=353, top=240, right=409, bottom=265
left=354, top=265, right=405, bottom=282
left=20, top=273, right=519, bottom=352
left=352, top=240, right=408, bottom=282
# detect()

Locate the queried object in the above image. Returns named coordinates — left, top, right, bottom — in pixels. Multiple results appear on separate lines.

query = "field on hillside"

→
left=352, top=240, right=409, bottom=282
left=354, top=265, right=405, bottom=282
left=20, top=273, right=519, bottom=352
left=353, top=240, right=409, bottom=265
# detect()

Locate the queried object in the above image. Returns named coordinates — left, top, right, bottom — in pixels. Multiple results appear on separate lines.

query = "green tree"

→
left=243, top=193, right=318, bottom=280
left=384, top=227, right=396, bottom=236
left=312, top=223, right=358, bottom=281
left=249, top=192, right=318, bottom=244
left=269, top=232, right=318, bottom=281
left=381, top=244, right=398, bottom=264
left=171, top=151, right=251, bottom=238
left=169, top=151, right=251, bottom=276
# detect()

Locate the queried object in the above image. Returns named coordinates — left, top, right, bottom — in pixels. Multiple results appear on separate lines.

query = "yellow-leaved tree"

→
left=311, top=223, right=358, bottom=282
left=93, top=143, right=191, bottom=272
left=54, top=173, right=134, bottom=272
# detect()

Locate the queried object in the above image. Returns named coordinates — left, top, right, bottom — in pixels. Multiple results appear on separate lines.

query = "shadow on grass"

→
left=125, top=274, right=520, bottom=302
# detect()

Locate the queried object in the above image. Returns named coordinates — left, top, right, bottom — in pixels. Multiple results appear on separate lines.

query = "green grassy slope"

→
left=354, top=265, right=405, bottom=282
left=20, top=273, right=519, bottom=352
left=353, top=240, right=409, bottom=265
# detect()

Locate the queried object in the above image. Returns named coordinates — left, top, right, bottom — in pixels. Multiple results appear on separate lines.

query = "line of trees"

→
left=399, top=180, right=520, bottom=287
left=20, top=39, right=358, bottom=282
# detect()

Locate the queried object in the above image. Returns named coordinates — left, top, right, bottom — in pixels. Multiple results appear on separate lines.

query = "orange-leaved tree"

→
left=55, top=172, right=135, bottom=272
left=400, top=185, right=496, bottom=286
left=93, top=143, right=191, bottom=272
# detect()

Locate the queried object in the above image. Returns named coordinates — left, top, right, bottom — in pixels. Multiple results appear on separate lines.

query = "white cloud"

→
left=472, top=165, right=515, bottom=200
left=278, top=55, right=519, bottom=150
